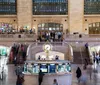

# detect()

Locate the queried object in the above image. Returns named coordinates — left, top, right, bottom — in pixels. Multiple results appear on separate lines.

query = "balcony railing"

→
left=65, top=34, right=100, bottom=42
left=0, top=33, right=100, bottom=42
left=0, top=34, right=37, bottom=42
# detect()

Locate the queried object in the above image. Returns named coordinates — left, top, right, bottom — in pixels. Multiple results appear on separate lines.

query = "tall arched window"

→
left=0, top=0, right=17, bottom=15
left=38, top=23, right=63, bottom=41
left=84, top=0, right=100, bottom=14
left=32, top=0, right=68, bottom=15
left=89, top=22, right=100, bottom=34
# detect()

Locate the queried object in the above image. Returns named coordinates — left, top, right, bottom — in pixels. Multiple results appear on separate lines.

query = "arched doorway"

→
left=38, top=23, right=63, bottom=42
left=89, top=22, right=100, bottom=34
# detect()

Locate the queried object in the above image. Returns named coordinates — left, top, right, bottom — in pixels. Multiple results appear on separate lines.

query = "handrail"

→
left=0, top=33, right=100, bottom=39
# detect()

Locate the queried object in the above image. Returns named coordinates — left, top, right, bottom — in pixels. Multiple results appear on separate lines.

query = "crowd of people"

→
left=92, top=51, right=100, bottom=65
left=19, top=28, right=35, bottom=34
left=0, top=28, right=35, bottom=34
left=38, top=32, right=64, bottom=42
left=10, top=43, right=28, bottom=85
left=9, top=43, right=28, bottom=65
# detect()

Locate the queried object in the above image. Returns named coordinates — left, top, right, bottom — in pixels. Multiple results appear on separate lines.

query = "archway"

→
left=38, top=23, right=63, bottom=42
left=89, top=22, right=100, bottom=34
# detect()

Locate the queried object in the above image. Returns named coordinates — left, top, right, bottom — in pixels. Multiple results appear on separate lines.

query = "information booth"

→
left=23, top=60, right=72, bottom=85
left=23, top=43, right=72, bottom=85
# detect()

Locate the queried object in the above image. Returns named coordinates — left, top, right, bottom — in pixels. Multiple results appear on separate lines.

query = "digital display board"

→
left=49, top=64, right=56, bottom=73
left=40, top=64, right=48, bottom=73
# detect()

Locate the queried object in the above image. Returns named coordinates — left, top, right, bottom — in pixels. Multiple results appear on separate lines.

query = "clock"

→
left=43, top=44, right=52, bottom=51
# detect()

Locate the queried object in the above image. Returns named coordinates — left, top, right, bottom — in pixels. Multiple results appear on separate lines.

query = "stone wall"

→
left=17, top=0, right=32, bottom=29
left=32, top=15, right=68, bottom=34
left=0, top=15, right=17, bottom=29
left=68, top=0, right=84, bottom=34
left=0, top=1, right=100, bottom=34
left=83, top=15, right=100, bottom=34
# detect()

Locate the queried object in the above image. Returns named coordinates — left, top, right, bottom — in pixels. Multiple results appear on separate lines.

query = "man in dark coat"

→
left=76, top=67, right=82, bottom=83
left=38, top=70, right=45, bottom=85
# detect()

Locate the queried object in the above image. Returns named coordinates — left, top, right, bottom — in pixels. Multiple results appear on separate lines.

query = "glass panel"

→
left=96, top=23, right=99, bottom=27
left=89, top=22, right=100, bottom=34
left=53, top=28, right=55, bottom=30
left=93, top=23, right=95, bottom=27
left=33, top=0, right=68, bottom=15
left=84, top=0, right=100, bottom=14
left=89, top=24, right=92, bottom=27
left=0, top=0, right=17, bottom=15
left=49, top=27, right=52, bottom=31
left=38, top=23, right=63, bottom=31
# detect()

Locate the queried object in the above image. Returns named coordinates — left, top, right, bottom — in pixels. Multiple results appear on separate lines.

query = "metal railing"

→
left=0, top=33, right=100, bottom=42
left=1, top=34, right=36, bottom=37
left=65, top=34, right=100, bottom=38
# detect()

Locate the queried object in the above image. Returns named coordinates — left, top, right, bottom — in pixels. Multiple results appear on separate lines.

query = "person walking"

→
left=15, top=66, right=23, bottom=76
left=16, top=75, right=24, bottom=85
left=87, top=65, right=93, bottom=80
left=76, top=67, right=82, bottom=83
left=80, top=69, right=88, bottom=85
left=83, top=59, right=88, bottom=70
left=38, top=70, right=45, bottom=85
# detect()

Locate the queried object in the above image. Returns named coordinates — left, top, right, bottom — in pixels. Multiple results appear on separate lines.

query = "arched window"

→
left=38, top=23, right=63, bottom=32
left=89, top=22, right=100, bottom=34
left=84, top=0, right=100, bottom=14
left=0, top=0, right=17, bottom=15
left=32, top=0, right=68, bottom=15
left=38, top=23, right=63, bottom=41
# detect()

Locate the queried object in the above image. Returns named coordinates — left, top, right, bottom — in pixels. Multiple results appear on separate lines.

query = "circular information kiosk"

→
left=23, top=43, right=72, bottom=85
left=23, top=60, right=71, bottom=85
left=24, top=60, right=71, bottom=74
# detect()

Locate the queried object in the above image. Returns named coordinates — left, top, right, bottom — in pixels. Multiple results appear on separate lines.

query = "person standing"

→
left=38, top=70, right=45, bottom=85
left=85, top=43, right=88, bottom=49
left=76, top=67, right=82, bottom=83
left=53, top=79, right=58, bottom=85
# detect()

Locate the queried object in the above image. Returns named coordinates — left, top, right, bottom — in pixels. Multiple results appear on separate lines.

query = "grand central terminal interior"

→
left=1, top=0, right=100, bottom=85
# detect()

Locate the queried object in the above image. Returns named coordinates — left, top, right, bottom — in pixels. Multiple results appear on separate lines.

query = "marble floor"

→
left=0, top=64, right=100, bottom=85
left=0, top=65, right=17, bottom=85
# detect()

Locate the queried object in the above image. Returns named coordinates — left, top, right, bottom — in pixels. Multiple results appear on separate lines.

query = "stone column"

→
left=17, top=0, right=32, bottom=29
left=68, top=0, right=84, bottom=34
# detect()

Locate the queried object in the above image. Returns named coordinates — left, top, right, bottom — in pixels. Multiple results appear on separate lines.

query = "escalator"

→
left=73, top=47, right=91, bottom=64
